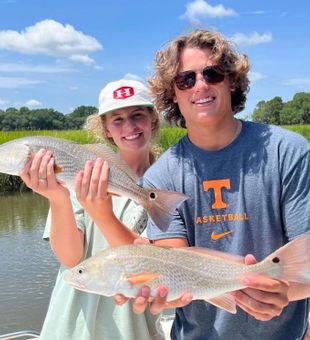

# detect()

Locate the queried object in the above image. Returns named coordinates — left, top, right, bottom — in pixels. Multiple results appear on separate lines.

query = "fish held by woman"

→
left=64, top=234, right=310, bottom=314
left=0, top=136, right=188, bottom=231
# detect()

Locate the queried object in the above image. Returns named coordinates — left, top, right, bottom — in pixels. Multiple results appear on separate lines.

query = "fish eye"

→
left=272, top=257, right=280, bottom=263
left=78, top=269, right=83, bottom=274
left=149, top=192, right=156, bottom=200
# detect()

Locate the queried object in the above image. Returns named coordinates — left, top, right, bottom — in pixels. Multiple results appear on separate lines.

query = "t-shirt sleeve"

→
left=281, top=150, right=310, bottom=239
left=120, top=200, right=148, bottom=235
left=42, top=191, right=85, bottom=240
left=143, top=161, right=188, bottom=241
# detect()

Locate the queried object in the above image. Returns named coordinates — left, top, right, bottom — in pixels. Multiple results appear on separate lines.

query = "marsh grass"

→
left=0, top=130, right=97, bottom=145
left=284, top=125, right=310, bottom=142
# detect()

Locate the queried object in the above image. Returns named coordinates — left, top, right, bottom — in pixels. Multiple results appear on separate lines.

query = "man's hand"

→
left=232, top=254, right=289, bottom=321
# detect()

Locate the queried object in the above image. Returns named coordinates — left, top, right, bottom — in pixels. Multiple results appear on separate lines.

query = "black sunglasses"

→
left=174, top=66, right=225, bottom=90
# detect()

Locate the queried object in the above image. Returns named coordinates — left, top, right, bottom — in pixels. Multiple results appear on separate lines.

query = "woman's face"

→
left=105, top=106, right=154, bottom=152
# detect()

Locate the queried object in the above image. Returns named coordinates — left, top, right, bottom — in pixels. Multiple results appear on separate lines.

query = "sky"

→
left=0, top=0, right=309, bottom=119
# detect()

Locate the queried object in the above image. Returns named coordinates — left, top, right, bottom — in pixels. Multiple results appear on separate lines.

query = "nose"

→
left=123, top=118, right=136, bottom=130
left=194, top=73, right=209, bottom=90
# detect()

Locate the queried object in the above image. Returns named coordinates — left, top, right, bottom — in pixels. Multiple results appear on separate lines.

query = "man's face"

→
left=173, top=47, right=233, bottom=129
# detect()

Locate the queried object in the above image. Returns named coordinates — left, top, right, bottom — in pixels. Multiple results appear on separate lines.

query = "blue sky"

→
left=0, top=0, right=309, bottom=119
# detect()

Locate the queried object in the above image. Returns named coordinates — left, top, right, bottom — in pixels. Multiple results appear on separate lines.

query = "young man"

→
left=129, top=30, right=310, bottom=339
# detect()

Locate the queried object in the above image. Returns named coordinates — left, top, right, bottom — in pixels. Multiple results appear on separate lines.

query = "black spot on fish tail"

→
left=272, top=257, right=280, bottom=263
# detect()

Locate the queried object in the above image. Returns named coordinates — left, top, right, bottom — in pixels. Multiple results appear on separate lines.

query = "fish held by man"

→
left=0, top=136, right=188, bottom=231
left=64, top=234, right=310, bottom=314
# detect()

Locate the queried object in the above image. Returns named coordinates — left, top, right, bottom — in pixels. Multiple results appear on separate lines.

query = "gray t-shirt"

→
left=145, top=121, right=310, bottom=340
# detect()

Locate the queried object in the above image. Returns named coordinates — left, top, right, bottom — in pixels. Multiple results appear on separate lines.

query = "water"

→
left=0, top=192, right=59, bottom=335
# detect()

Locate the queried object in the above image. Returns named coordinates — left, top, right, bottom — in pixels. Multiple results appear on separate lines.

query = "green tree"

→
left=252, top=97, right=283, bottom=125
left=65, top=106, right=98, bottom=129
left=28, top=109, right=66, bottom=130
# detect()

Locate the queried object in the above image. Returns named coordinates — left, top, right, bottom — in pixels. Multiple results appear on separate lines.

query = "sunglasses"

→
left=174, top=66, right=225, bottom=90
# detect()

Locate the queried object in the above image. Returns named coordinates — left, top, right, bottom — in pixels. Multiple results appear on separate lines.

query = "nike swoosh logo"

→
left=211, top=230, right=233, bottom=241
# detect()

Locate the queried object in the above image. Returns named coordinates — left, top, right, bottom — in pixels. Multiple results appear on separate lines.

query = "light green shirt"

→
left=40, top=193, right=164, bottom=340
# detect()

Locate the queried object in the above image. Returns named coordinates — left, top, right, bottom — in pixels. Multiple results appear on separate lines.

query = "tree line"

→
left=0, top=105, right=97, bottom=130
left=0, top=92, right=309, bottom=131
left=252, top=92, right=310, bottom=125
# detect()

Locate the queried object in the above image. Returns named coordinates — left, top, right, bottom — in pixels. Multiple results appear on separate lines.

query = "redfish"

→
left=0, top=136, right=188, bottom=231
left=64, top=234, right=310, bottom=314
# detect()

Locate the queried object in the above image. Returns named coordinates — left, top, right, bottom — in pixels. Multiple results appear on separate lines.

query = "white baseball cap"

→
left=98, top=79, right=154, bottom=116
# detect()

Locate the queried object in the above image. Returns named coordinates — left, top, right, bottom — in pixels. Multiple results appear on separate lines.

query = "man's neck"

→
left=187, top=118, right=242, bottom=151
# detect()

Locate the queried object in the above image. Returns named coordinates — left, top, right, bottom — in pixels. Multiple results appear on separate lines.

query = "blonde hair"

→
left=148, top=29, right=250, bottom=128
left=84, top=106, right=161, bottom=164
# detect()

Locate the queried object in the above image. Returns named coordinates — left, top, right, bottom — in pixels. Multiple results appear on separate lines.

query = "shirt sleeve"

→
left=281, top=150, right=310, bottom=239
left=143, top=162, right=188, bottom=241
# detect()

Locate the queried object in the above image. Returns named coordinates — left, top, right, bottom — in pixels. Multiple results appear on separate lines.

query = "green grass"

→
left=0, top=130, right=97, bottom=145
left=282, top=125, right=310, bottom=142
left=0, top=125, right=309, bottom=147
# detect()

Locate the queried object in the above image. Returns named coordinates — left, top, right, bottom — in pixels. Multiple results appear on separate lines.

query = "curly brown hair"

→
left=148, top=29, right=250, bottom=128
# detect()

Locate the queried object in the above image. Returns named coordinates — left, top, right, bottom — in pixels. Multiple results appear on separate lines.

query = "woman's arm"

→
left=20, top=149, right=84, bottom=267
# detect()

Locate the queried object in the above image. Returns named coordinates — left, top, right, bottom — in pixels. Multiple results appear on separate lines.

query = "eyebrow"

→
left=110, top=107, right=146, bottom=117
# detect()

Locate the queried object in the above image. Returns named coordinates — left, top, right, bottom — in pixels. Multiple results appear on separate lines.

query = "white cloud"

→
left=181, top=0, right=237, bottom=23
left=0, top=98, right=9, bottom=105
left=23, top=99, right=41, bottom=108
left=0, top=62, right=76, bottom=73
left=230, top=32, right=272, bottom=46
left=0, top=19, right=102, bottom=64
left=69, top=54, right=95, bottom=65
left=251, top=10, right=265, bottom=15
left=69, top=85, right=79, bottom=91
left=249, top=71, right=267, bottom=83
left=123, top=73, right=143, bottom=82
left=283, top=78, right=310, bottom=86
left=0, top=77, right=44, bottom=88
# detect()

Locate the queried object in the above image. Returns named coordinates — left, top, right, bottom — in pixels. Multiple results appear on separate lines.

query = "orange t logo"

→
left=203, top=179, right=231, bottom=209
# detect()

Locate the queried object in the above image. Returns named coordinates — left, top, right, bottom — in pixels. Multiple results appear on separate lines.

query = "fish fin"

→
left=54, top=164, right=63, bottom=174
left=81, top=143, right=139, bottom=182
left=207, top=294, right=237, bottom=314
left=178, top=247, right=244, bottom=264
left=263, top=234, right=310, bottom=284
left=142, top=188, right=189, bottom=232
left=127, top=272, right=160, bottom=285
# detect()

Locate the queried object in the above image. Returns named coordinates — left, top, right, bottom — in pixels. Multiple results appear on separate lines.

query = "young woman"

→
left=20, top=79, right=164, bottom=340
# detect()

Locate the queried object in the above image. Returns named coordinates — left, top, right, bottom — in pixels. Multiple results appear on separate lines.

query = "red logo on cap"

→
left=113, top=86, right=135, bottom=99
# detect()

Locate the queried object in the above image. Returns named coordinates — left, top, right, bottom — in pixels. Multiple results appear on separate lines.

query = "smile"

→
left=123, top=133, right=142, bottom=140
left=192, top=96, right=215, bottom=105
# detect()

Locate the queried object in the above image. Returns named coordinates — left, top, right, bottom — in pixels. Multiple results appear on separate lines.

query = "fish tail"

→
left=266, top=234, right=310, bottom=284
left=142, top=189, right=189, bottom=232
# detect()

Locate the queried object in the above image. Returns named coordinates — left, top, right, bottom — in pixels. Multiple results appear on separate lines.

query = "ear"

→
left=230, top=81, right=236, bottom=93
left=106, top=129, right=112, bottom=138
left=173, top=95, right=178, bottom=103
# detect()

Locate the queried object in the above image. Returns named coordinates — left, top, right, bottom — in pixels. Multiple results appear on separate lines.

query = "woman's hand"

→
left=114, top=237, right=193, bottom=314
left=232, top=254, right=289, bottom=321
left=75, top=158, right=114, bottom=221
left=115, top=285, right=193, bottom=315
left=20, top=148, right=69, bottom=202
